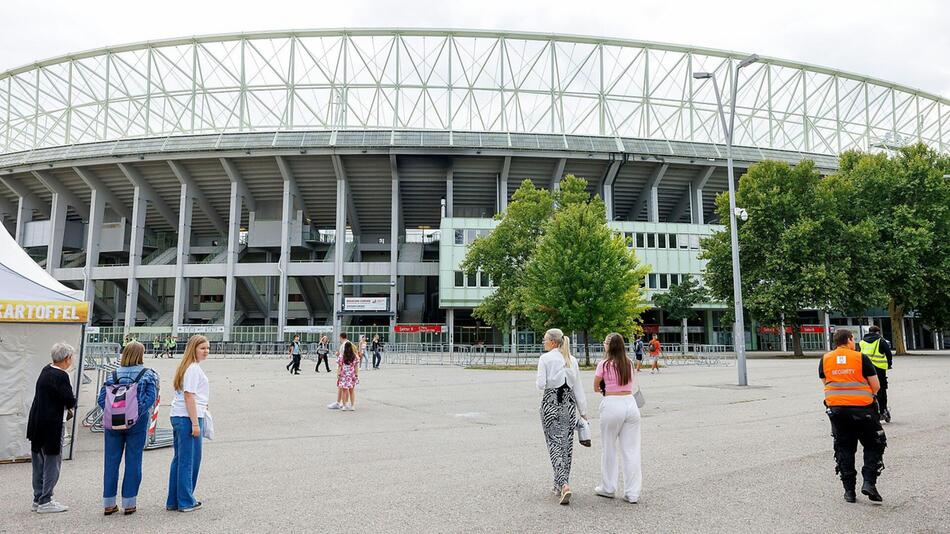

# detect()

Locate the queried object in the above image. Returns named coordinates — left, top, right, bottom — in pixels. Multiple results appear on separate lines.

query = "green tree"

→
left=652, top=276, right=708, bottom=353
left=521, top=198, right=651, bottom=365
left=700, top=160, right=875, bottom=356
left=461, top=175, right=593, bottom=335
left=838, top=144, right=950, bottom=354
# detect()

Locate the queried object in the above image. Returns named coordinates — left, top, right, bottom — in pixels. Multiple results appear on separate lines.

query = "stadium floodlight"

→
left=692, top=52, right=759, bottom=387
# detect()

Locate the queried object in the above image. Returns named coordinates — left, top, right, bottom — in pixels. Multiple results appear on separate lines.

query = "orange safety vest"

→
left=822, top=348, right=874, bottom=407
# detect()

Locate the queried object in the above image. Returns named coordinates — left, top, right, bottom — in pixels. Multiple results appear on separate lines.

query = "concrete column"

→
left=446, top=308, right=454, bottom=354
left=172, top=183, right=193, bottom=335
left=223, top=182, right=241, bottom=342
left=510, top=315, right=517, bottom=356
left=705, top=309, right=714, bottom=345
left=499, top=156, right=511, bottom=213
left=390, top=161, right=399, bottom=334
left=123, top=187, right=147, bottom=336
left=681, top=317, right=689, bottom=354
left=647, top=184, right=660, bottom=223
left=46, top=193, right=67, bottom=272
left=690, top=181, right=704, bottom=225
left=779, top=313, right=788, bottom=352
left=822, top=311, right=832, bottom=351
left=14, top=197, right=35, bottom=244
left=909, top=318, right=916, bottom=350
left=277, top=178, right=293, bottom=338
left=83, top=190, right=106, bottom=318
left=332, top=172, right=347, bottom=341
left=445, top=168, right=453, bottom=218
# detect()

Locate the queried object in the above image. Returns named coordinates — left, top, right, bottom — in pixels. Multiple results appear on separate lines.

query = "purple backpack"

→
left=103, top=369, right=148, bottom=430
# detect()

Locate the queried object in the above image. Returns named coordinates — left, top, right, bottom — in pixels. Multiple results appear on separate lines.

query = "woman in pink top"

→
left=592, top=333, right=642, bottom=504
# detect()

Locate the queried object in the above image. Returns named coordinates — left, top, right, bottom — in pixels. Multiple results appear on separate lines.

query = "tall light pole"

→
left=694, top=53, right=759, bottom=386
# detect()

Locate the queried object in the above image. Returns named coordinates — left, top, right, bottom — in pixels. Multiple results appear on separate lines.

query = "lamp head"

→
left=693, top=72, right=713, bottom=80
left=738, top=54, right=760, bottom=69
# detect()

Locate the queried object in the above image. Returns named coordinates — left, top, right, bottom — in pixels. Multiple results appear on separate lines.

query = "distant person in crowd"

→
left=328, top=333, right=349, bottom=409
left=535, top=328, right=588, bottom=505
left=371, top=335, right=383, bottom=369
left=648, top=334, right=662, bottom=374
left=819, top=328, right=885, bottom=503
left=167, top=335, right=211, bottom=512
left=97, top=341, right=159, bottom=515
left=153, top=338, right=163, bottom=358
left=594, top=333, right=642, bottom=504
left=632, top=334, right=645, bottom=373
left=315, top=335, right=331, bottom=373
left=27, top=342, right=78, bottom=514
left=286, top=335, right=302, bottom=375
left=859, top=325, right=894, bottom=423
left=358, top=335, right=369, bottom=370
left=336, top=341, right=360, bottom=411
left=165, top=336, right=177, bottom=359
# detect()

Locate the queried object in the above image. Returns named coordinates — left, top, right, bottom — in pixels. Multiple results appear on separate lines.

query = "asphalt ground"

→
left=1, top=355, right=948, bottom=533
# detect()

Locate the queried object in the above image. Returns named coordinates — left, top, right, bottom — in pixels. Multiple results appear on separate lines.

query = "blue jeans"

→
left=103, top=417, right=149, bottom=508
left=166, top=416, right=203, bottom=510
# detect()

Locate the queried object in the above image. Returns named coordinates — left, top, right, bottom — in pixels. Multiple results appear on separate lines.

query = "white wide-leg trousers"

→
left=599, top=395, right=642, bottom=501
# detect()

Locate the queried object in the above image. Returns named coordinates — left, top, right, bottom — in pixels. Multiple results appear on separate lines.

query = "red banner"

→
left=757, top=325, right=825, bottom=334
left=395, top=324, right=444, bottom=333
left=641, top=324, right=660, bottom=334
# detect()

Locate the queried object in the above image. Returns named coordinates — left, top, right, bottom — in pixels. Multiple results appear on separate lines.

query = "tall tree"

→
left=461, top=175, right=593, bottom=334
left=700, top=160, right=875, bottom=356
left=652, top=276, right=708, bottom=353
left=521, top=197, right=651, bottom=365
left=840, top=144, right=950, bottom=354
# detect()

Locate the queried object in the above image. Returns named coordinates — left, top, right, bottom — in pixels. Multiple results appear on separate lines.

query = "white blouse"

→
left=536, top=349, right=588, bottom=417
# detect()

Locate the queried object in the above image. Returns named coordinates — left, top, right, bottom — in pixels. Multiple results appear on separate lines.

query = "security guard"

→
left=859, top=325, right=893, bottom=423
left=819, top=328, right=886, bottom=503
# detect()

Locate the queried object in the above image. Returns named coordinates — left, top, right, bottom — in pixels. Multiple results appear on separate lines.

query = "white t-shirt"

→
left=170, top=363, right=210, bottom=418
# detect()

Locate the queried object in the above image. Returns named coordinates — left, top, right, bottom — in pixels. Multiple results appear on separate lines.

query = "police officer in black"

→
left=819, top=328, right=886, bottom=503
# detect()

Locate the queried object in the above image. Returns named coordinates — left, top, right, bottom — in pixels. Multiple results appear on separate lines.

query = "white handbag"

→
left=576, top=418, right=591, bottom=446
left=634, top=384, right=646, bottom=409
left=201, top=410, right=215, bottom=440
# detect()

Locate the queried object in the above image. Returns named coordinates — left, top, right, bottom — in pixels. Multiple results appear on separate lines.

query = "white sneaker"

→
left=622, top=495, right=639, bottom=504
left=348, top=404, right=355, bottom=411
left=37, top=501, right=69, bottom=513
left=327, top=401, right=342, bottom=410
left=31, top=502, right=38, bottom=512
left=594, top=486, right=615, bottom=498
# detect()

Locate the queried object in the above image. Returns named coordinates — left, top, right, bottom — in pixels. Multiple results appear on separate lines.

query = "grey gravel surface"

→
left=1, top=355, right=948, bottom=533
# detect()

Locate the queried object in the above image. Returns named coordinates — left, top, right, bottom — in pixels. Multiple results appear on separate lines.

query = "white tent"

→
left=0, top=225, right=88, bottom=462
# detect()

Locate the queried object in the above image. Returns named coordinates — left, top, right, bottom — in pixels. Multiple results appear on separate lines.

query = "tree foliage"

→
left=652, top=276, right=708, bottom=322
left=521, top=198, right=651, bottom=365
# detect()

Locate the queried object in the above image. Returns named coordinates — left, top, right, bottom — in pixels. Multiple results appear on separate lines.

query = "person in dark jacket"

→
left=859, top=326, right=894, bottom=422
left=26, top=342, right=78, bottom=514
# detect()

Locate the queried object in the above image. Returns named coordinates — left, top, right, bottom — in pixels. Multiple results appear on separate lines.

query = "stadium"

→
left=0, top=28, right=947, bottom=351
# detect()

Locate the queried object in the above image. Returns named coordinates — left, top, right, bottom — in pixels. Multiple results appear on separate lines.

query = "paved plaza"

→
left=1, top=355, right=949, bottom=533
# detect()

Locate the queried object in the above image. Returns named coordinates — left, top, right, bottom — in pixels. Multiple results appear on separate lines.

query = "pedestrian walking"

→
left=820, top=328, right=886, bottom=503
left=648, top=334, right=661, bottom=374
left=327, top=333, right=350, bottom=409
left=286, top=335, right=302, bottom=375
left=859, top=325, right=894, bottom=423
left=97, top=341, right=159, bottom=515
left=27, top=342, right=78, bottom=514
left=632, top=334, right=645, bottom=373
left=593, top=333, right=642, bottom=504
left=166, top=335, right=212, bottom=512
left=535, top=328, right=588, bottom=505
left=358, top=335, right=369, bottom=370
left=336, top=341, right=360, bottom=411
left=315, top=336, right=331, bottom=373
left=371, top=335, right=382, bottom=369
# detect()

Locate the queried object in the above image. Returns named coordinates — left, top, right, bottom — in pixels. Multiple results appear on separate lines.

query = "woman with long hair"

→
left=166, top=335, right=211, bottom=512
left=97, top=341, right=159, bottom=515
left=593, top=333, right=642, bottom=504
left=535, top=328, right=588, bottom=505
left=336, top=341, right=360, bottom=411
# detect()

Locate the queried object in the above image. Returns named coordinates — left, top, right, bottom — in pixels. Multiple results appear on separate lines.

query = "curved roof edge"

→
left=1, top=27, right=947, bottom=105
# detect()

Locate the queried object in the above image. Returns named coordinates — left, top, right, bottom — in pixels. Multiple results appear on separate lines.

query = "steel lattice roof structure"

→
left=1, top=28, right=947, bottom=158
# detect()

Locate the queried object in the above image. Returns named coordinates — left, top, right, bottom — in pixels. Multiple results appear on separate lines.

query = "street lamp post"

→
left=694, top=53, right=759, bottom=386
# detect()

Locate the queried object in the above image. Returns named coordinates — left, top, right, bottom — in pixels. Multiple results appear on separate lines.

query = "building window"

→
left=647, top=233, right=656, bottom=248
left=660, top=274, right=669, bottom=289
left=467, top=272, right=477, bottom=287
left=465, top=229, right=476, bottom=244
left=477, top=229, right=490, bottom=238
left=670, top=274, right=679, bottom=286
left=689, top=234, right=701, bottom=249
left=480, top=272, right=490, bottom=287
left=455, top=271, right=464, bottom=287
left=668, top=234, right=676, bottom=249
left=657, top=233, right=667, bottom=249
left=648, top=273, right=658, bottom=289
left=678, top=234, right=690, bottom=249
left=636, top=233, right=645, bottom=249
left=455, top=230, right=464, bottom=245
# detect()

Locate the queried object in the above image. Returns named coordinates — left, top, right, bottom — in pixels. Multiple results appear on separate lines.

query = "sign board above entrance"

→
left=395, top=324, right=444, bottom=333
left=344, top=297, right=388, bottom=312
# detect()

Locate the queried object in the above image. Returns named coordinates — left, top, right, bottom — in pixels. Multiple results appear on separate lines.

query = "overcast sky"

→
left=1, top=0, right=947, bottom=97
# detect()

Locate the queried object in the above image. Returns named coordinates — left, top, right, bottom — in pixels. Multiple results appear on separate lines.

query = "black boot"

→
left=842, top=481, right=856, bottom=503
left=861, top=480, right=882, bottom=502
left=882, top=408, right=891, bottom=423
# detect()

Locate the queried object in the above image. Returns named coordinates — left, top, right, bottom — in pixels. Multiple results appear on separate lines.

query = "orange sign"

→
left=0, top=300, right=89, bottom=323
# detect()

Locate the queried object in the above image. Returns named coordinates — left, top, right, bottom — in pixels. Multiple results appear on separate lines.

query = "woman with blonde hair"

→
left=97, top=341, right=159, bottom=515
left=535, top=328, right=588, bottom=505
left=166, top=335, right=211, bottom=512
left=593, top=333, right=642, bottom=504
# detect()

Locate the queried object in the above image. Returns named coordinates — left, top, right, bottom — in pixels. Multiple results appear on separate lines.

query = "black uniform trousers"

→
left=874, top=367, right=888, bottom=413
left=828, top=404, right=886, bottom=485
